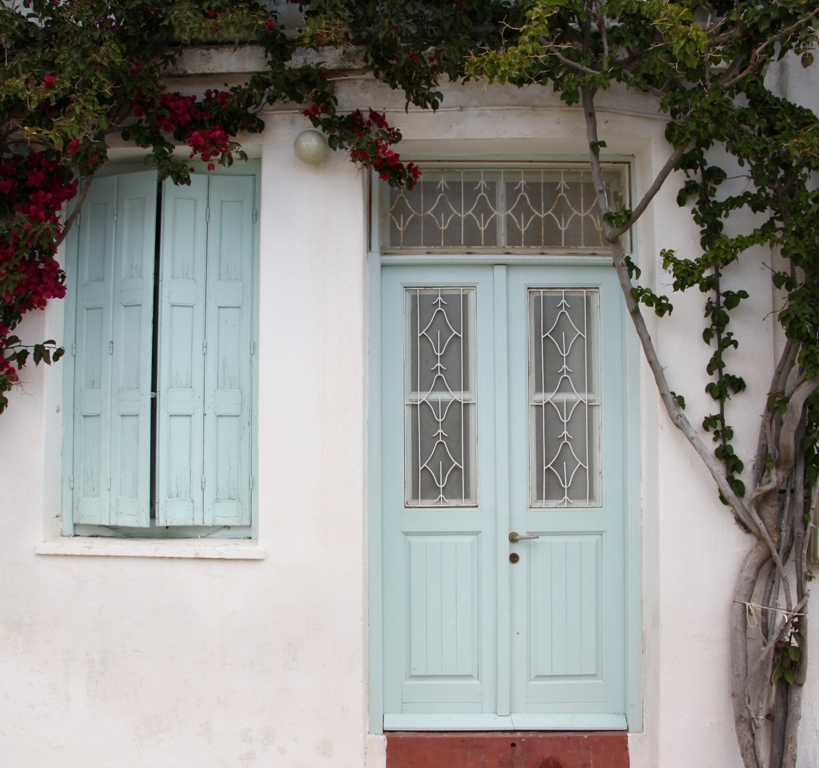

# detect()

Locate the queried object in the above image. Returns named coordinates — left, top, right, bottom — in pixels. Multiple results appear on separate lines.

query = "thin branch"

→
left=595, top=0, right=609, bottom=61
left=54, top=176, right=93, bottom=248
left=745, top=492, right=792, bottom=605
left=617, top=66, right=672, bottom=100
left=607, top=142, right=691, bottom=242
left=753, top=338, right=798, bottom=488
left=751, top=377, right=819, bottom=502
left=551, top=50, right=599, bottom=75
left=746, top=593, right=809, bottom=701
left=722, top=6, right=819, bottom=88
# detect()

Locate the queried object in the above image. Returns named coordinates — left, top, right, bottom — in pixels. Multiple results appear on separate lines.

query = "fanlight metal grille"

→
left=382, top=166, right=625, bottom=252
left=529, top=288, right=601, bottom=507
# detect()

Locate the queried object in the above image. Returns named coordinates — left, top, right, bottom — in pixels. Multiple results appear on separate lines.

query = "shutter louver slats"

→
left=108, top=172, right=158, bottom=526
left=157, top=176, right=209, bottom=526
left=204, top=176, right=254, bottom=526
left=72, top=177, right=117, bottom=524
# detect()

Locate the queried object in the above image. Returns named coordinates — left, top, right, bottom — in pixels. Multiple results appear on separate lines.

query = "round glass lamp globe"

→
left=294, top=130, right=329, bottom=165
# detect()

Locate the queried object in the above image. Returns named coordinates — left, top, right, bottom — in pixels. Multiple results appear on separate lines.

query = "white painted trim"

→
left=35, top=539, right=265, bottom=559
left=367, top=249, right=385, bottom=735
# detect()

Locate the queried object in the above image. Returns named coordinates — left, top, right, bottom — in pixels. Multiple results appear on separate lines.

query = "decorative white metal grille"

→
left=529, top=289, right=601, bottom=507
left=383, top=166, right=624, bottom=252
left=405, top=287, right=477, bottom=506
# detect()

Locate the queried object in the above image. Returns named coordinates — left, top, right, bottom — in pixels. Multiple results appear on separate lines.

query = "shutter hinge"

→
left=107, top=476, right=111, bottom=490
left=109, top=340, right=114, bottom=355
left=206, top=207, right=210, bottom=223
left=250, top=341, right=255, bottom=356
left=203, top=339, right=207, bottom=355
left=71, top=341, right=77, bottom=356
left=253, top=209, right=258, bottom=223
left=150, top=391, right=158, bottom=399
left=250, top=475, right=254, bottom=490
left=201, top=476, right=206, bottom=490
left=113, top=207, right=118, bottom=223
left=69, top=475, right=74, bottom=489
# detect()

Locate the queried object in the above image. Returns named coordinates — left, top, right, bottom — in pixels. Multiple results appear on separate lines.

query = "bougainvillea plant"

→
left=0, top=0, right=437, bottom=411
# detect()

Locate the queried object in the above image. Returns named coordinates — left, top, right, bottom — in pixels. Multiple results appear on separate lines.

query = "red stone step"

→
left=386, top=732, right=629, bottom=768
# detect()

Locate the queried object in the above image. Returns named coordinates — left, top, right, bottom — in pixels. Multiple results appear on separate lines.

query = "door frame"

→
left=367, top=163, right=643, bottom=735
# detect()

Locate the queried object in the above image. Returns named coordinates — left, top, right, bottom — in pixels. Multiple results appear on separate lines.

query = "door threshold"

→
left=385, top=731, right=629, bottom=768
left=384, top=713, right=628, bottom=731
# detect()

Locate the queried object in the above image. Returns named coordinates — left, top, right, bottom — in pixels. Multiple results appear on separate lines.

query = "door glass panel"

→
left=405, top=287, right=477, bottom=506
left=529, top=289, right=601, bottom=507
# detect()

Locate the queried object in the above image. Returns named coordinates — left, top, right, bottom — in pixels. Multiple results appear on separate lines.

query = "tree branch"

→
left=753, top=338, right=798, bottom=488
left=551, top=50, right=599, bottom=75
left=607, top=142, right=691, bottom=242
left=722, top=6, right=819, bottom=88
left=751, top=377, right=819, bottom=503
left=580, top=85, right=759, bottom=535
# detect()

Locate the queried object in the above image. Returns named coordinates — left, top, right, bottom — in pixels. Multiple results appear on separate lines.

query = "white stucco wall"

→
left=0, top=76, right=817, bottom=767
left=1, top=115, right=371, bottom=768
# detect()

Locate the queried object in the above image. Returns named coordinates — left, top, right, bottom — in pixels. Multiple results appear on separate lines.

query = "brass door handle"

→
left=509, top=531, right=540, bottom=543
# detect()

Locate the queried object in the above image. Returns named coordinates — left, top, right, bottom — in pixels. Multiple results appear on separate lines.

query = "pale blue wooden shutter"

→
left=72, top=177, right=117, bottom=524
left=203, top=176, right=254, bottom=525
left=108, top=172, right=158, bottom=526
left=156, top=176, right=208, bottom=525
left=72, top=171, right=157, bottom=527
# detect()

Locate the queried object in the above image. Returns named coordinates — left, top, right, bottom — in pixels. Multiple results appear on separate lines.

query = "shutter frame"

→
left=71, top=176, right=117, bottom=525
left=203, top=175, right=255, bottom=526
left=156, top=176, right=209, bottom=525
left=107, top=171, right=159, bottom=526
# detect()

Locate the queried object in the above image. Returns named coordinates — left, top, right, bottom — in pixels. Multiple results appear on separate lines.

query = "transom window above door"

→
left=380, top=163, right=628, bottom=253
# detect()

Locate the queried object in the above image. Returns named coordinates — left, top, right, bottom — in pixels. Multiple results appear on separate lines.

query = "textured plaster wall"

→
left=0, top=76, right=817, bottom=768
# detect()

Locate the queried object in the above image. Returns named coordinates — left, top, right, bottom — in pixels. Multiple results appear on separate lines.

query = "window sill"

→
left=35, top=538, right=265, bottom=560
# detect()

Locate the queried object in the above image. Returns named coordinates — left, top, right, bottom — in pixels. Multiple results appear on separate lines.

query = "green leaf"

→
left=784, top=668, right=795, bottom=685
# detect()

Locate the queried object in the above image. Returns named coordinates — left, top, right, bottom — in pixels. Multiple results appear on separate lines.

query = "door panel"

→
left=507, top=267, right=626, bottom=720
left=381, top=263, right=627, bottom=730
left=382, top=266, right=497, bottom=719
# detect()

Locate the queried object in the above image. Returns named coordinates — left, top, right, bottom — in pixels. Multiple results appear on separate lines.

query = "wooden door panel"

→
left=381, top=263, right=628, bottom=729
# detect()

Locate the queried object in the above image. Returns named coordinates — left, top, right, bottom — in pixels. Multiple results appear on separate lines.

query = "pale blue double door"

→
left=380, top=263, right=627, bottom=730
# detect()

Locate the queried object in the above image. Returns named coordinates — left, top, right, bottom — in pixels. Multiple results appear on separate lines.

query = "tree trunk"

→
left=732, top=539, right=770, bottom=768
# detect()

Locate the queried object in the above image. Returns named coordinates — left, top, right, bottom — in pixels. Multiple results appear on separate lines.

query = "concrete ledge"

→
left=35, top=539, right=265, bottom=560
left=165, top=44, right=366, bottom=75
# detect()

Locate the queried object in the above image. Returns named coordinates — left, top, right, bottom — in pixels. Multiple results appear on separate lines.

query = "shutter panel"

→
left=108, top=171, right=158, bottom=526
left=156, top=176, right=209, bottom=525
left=72, top=177, right=117, bottom=524
left=203, top=176, right=254, bottom=526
